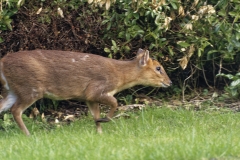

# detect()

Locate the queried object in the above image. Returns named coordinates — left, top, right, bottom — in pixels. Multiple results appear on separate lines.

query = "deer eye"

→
left=156, top=66, right=161, bottom=72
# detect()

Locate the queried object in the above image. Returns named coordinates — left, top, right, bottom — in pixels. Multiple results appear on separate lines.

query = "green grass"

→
left=0, top=107, right=240, bottom=160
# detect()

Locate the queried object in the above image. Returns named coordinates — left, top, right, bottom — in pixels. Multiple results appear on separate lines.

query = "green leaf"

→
left=118, top=31, right=125, bottom=38
left=230, top=88, right=238, bottom=97
left=0, top=37, right=4, bottom=43
left=126, top=33, right=130, bottom=41
left=133, top=13, right=139, bottom=19
left=230, top=79, right=240, bottom=87
left=3, top=113, right=10, bottom=121
left=229, top=11, right=237, bottom=17
left=217, top=73, right=234, bottom=80
left=149, top=43, right=156, bottom=50
left=111, top=40, right=117, bottom=47
left=155, top=15, right=161, bottom=25
left=218, top=10, right=226, bottom=16
left=104, top=47, right=111, bottom=53
left=233, top=14, right=239, bottom=23
left=160, top=38, right=166, bottom=41
left=168, top=46, right=174, bottom=56
left=108, top=53, right=112, bottom=58
left=214, top=24, right=221, bottom=32
left=227, top=44, right=233, bottom=52
left=150, top=32, right=158, bottom=40
left=107, top=23, right=111, bottom=30
left=101, top=20, right=109, bottom=25
left=150, top=10, right=155, bottom=18
left=177, top=41, right=190, bottom=48
left=170, top=2, right=178, bottom=10
left=123, top=46, right=130, bottom=53
left=198, top=49, right=202, bottom=57
left=145, top=11, right=151, bottom=16
left=207, top=50, right=218, bottom=54
left=235, top=72, right=240, bottom=76
left=4, top=19, right=12, bottom=30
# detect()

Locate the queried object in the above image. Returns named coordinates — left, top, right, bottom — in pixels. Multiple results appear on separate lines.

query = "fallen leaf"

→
left=57, top=7, right=64, bottom=18
left=106, top=0, right=111, bottom=10
left=41, top=113, right=46, bottom=122
left=29, top=107, right=40, bottom=118
left=113, top=113, right=130, bottom=119
left=55, top=118, right=60, bottom=123
left=64, top=115, right=75, bottom=121
left=178, top=56, right=188, bottom=70
left=36, top=7, right=42, bottom=14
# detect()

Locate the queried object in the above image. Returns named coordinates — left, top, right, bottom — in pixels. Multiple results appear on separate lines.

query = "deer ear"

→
left=139, top=50, right=149, bottom=66
left=137, top=48, right=145, bottom=55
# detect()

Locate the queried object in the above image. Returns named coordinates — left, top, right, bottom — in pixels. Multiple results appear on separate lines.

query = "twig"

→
left=218, top=57, right=222, bottom=75
left=215, top=63, right=232, bottom=73
left=191, top=63, right=202, bottom=70
left=182, top=66, right=196, bottom=102
left=131, top=86, right=148, bottom=96
left=213, top=58, right=216, bottom=87
left=64, top=18, right=79, bottom=40
left=146, top=88, right=157, bottom=96
left=186, top=86, right=205, bottom=100
left=201, top=62, right=213, bottom=89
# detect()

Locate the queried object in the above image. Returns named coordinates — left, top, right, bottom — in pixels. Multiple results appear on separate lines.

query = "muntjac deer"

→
left=0, top=48, right=172, bottom=135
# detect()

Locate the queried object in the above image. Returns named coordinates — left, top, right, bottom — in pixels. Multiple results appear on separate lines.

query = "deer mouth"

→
left=161, top=83, right=170, bottom=88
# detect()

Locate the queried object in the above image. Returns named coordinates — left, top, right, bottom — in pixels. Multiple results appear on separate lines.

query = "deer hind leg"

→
left=86, top=101, right=102, bottom=133
left=0, top=92, right=36, bottom=136
left=10, top=87, right=44, bottom=136
left=10, top=99, right=38, bottom=136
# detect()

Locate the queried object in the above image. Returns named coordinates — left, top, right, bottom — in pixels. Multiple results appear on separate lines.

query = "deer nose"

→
left=169, top=81, right=172, bottom=86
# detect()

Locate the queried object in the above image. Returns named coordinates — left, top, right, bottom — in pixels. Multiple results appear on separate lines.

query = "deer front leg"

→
left=95, top=95, right=118, bottom=123
left=85, top=83, right=118, bottom=124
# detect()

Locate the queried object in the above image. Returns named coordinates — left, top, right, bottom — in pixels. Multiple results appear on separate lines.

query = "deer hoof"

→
left=96, top=117, right=110, bottom=123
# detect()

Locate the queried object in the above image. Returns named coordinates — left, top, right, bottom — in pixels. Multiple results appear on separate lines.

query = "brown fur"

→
left=0, top=48, right=172, bottom=135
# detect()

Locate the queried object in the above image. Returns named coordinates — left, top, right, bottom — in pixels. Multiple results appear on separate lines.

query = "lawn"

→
left=0, top=107, right=240, bottom=160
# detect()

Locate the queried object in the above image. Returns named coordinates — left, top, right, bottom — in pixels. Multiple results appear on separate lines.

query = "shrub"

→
left=218, top=73, right=240, bottom=98
left=0, top=0, right=239, bottom=97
